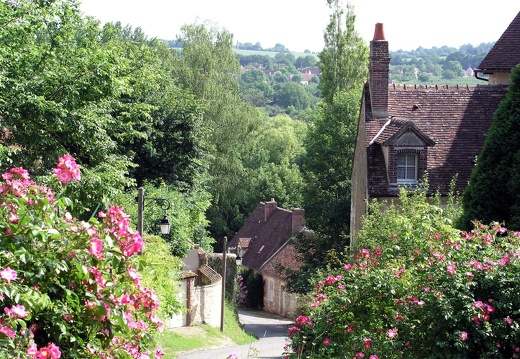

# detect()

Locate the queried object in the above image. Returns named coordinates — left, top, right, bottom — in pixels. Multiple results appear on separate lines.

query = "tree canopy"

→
left=459, top=64, right=520, bottom=230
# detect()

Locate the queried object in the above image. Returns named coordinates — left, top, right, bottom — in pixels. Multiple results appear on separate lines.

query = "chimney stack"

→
left=264, top=198, right=277, bottom=221
left=369, top=23, right=390, bottom=118
left=291, top=208, right=305, bottom=235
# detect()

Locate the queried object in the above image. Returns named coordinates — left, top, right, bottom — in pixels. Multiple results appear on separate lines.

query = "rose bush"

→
left=0, top=155, right=164, bottom=358
left=287, top=189, right=520, bottom=358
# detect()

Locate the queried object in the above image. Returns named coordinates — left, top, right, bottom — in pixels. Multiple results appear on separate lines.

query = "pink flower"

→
left=54, top=154, right=81, bottom=184
left=0, top=267, right=17, bottom=284
left=460, top=331, right=468, bottom=341
left=5, top=304, right=29, bottom=318
left=362, top=337, right=372, bottom=349
left=504, top=317, right=513, bottom=325
left=323, top=338, right=330, bottom=346
left=27, top=343, right=38, bottom=357
left=446, top=264, right=456, bottom=275
left=128, top=268, right=142, bottom=285
left=0, top=326, right=15, bottom=338
left=325, top=275, right=337, bottom=286
left=53, top=169, right=72, bottom=184
left=227, top=355, right=238, bottom=359
left=288, top=326, right=300, bottom=337
left=387, top=327, right=398, bottom=339
left=154, top=347, right=165, bottom=358
left=46, top=343, right=61, bottom=359
left=344, top=263, right=352, bottom=270
left=295, top=315, right=309, bottom=326
left=354, top=352, right=365, bottom=358
left=369, top=356, right=379, bottom=359
left=62, top=314, right=73, bottom=322
left=89, top=237, right=103, bottom=258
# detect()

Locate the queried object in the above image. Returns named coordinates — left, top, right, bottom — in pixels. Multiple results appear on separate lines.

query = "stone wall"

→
left=263, top=274, right=297, bottom=318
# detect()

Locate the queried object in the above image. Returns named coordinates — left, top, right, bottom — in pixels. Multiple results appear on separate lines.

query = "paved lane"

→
left=176, top=309, right=293, bottom=359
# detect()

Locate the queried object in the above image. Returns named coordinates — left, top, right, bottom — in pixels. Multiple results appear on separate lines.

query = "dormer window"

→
left=397, top=152, right=417, bottom=184
left=369, top=118, right=436, bottom=191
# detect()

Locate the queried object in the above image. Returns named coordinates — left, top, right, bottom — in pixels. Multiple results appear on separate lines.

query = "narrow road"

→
left=176, top=309, right=293, bottom=359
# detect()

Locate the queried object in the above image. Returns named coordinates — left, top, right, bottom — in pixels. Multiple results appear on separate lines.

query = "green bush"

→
left=0, top=156, right=166, bottom=358
left=140, top=235, right=184, bottom=321
left=287, top=190, right=520, bottom=358
left=240, top=269, right=264, bottom=309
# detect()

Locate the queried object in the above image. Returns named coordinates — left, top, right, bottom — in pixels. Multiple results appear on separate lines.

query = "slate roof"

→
left=477, top=11, right=520, bottom=73
left=228, top=200, right=293, bottom=272
left=365, top=83, right=508, bottom=197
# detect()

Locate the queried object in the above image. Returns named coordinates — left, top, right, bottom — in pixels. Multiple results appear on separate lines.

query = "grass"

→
left=155, top=300, right=256, bottom=358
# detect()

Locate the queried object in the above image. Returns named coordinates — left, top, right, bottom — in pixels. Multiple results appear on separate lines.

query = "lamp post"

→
left=137, top=187, right=172, bottom=237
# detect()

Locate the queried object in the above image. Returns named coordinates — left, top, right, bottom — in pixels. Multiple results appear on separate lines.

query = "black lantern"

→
left=160, top=215, right=171, bottom=235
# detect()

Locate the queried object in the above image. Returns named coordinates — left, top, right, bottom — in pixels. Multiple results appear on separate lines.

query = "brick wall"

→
left=369, top=39, right=390, bottom=118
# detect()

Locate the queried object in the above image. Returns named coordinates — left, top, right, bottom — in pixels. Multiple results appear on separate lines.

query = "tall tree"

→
left=318, top=0, right=368, bottom=104
left=172, top=23, right=264, bottom=242
left=302, top=0, right=367, bottom=241
left=290, top=1, right=368, bottom=293
left=459, top=64, right=520, bottom=230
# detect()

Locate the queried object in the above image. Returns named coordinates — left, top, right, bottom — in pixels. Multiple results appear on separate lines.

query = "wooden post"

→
left=137, top=187, right=145, bottom=237
left=220, top=236, right=227, bottom=332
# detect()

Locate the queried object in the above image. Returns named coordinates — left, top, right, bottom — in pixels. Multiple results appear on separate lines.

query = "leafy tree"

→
left=0, top=1, right=204, bottom=218
left=172, top=23, right=268, bottom=243
left=302, top=0, right=367, bottom=242
left=302, top=90, right=360, bottom=244
left=318, top=0, right=368, bottom=104
left=295, top=55, right=318, bottom=69
left=459, top=64, right=520, bottom=230
left=240, top=67, right=273, bottom=106
left=442, top=60, right=463, bottom=79
left=291, top=0, right=368, bottom=293
left=273, top=82, right=314, bottom=110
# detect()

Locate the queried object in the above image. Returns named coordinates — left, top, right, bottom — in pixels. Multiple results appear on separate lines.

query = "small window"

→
left=397, top=153, right=417, bottom=184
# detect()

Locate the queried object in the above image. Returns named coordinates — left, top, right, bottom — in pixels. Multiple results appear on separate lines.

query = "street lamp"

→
left=137, top=187, right=172, bottom=237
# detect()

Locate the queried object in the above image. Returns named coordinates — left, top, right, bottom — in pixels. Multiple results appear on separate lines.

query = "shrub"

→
left=287, top=190, right=520, bottom=358
left=239, top=269, right=264, bottom=309
left=0, top=155, right=166, bottom=358
left=140, top=235, right=184, bottom=322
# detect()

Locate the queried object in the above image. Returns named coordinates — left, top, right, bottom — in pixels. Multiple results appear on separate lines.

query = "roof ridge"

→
left=389, top=83, right=507, bottom=91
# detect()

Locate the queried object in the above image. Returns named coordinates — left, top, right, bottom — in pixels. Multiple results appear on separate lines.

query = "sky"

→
left=79, top=0, right=519, bottom=52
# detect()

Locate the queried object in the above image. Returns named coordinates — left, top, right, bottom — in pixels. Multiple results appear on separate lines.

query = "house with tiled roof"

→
left=228, top=199, right=305, bottom=317
left=350, top=12, right=520, bottom=244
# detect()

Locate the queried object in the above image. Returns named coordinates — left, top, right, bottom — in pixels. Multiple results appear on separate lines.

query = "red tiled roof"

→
left=365, top=84, right=508, bottom=197
left=477, top=12, right=520, bottom=72
left=228, top=201, right=293, bottom=272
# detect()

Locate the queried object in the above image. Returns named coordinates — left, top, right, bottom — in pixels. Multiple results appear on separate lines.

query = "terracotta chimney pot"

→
left=373, top=23, right=385, bottom=41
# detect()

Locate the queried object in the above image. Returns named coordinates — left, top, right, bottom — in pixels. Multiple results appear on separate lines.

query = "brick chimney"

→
left=291, top=208, right=305, bottom=235
left=264, top=198, right=277, bottom=221
left=369, top=23, right=390, bottom=118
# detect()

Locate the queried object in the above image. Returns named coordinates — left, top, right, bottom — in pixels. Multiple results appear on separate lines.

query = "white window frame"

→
left=396, top=152, right=418, bottom=184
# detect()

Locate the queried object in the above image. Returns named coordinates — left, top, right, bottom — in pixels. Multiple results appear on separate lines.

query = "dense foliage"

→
left=459, top=64, right=520, bottom=230
left=0, top=156, right=169, bottom=358
left=238, top=269, right=264, bottom=309
left=287, top=189, right=520, bottom=358
left=0, top=0, right=205, bottom=219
